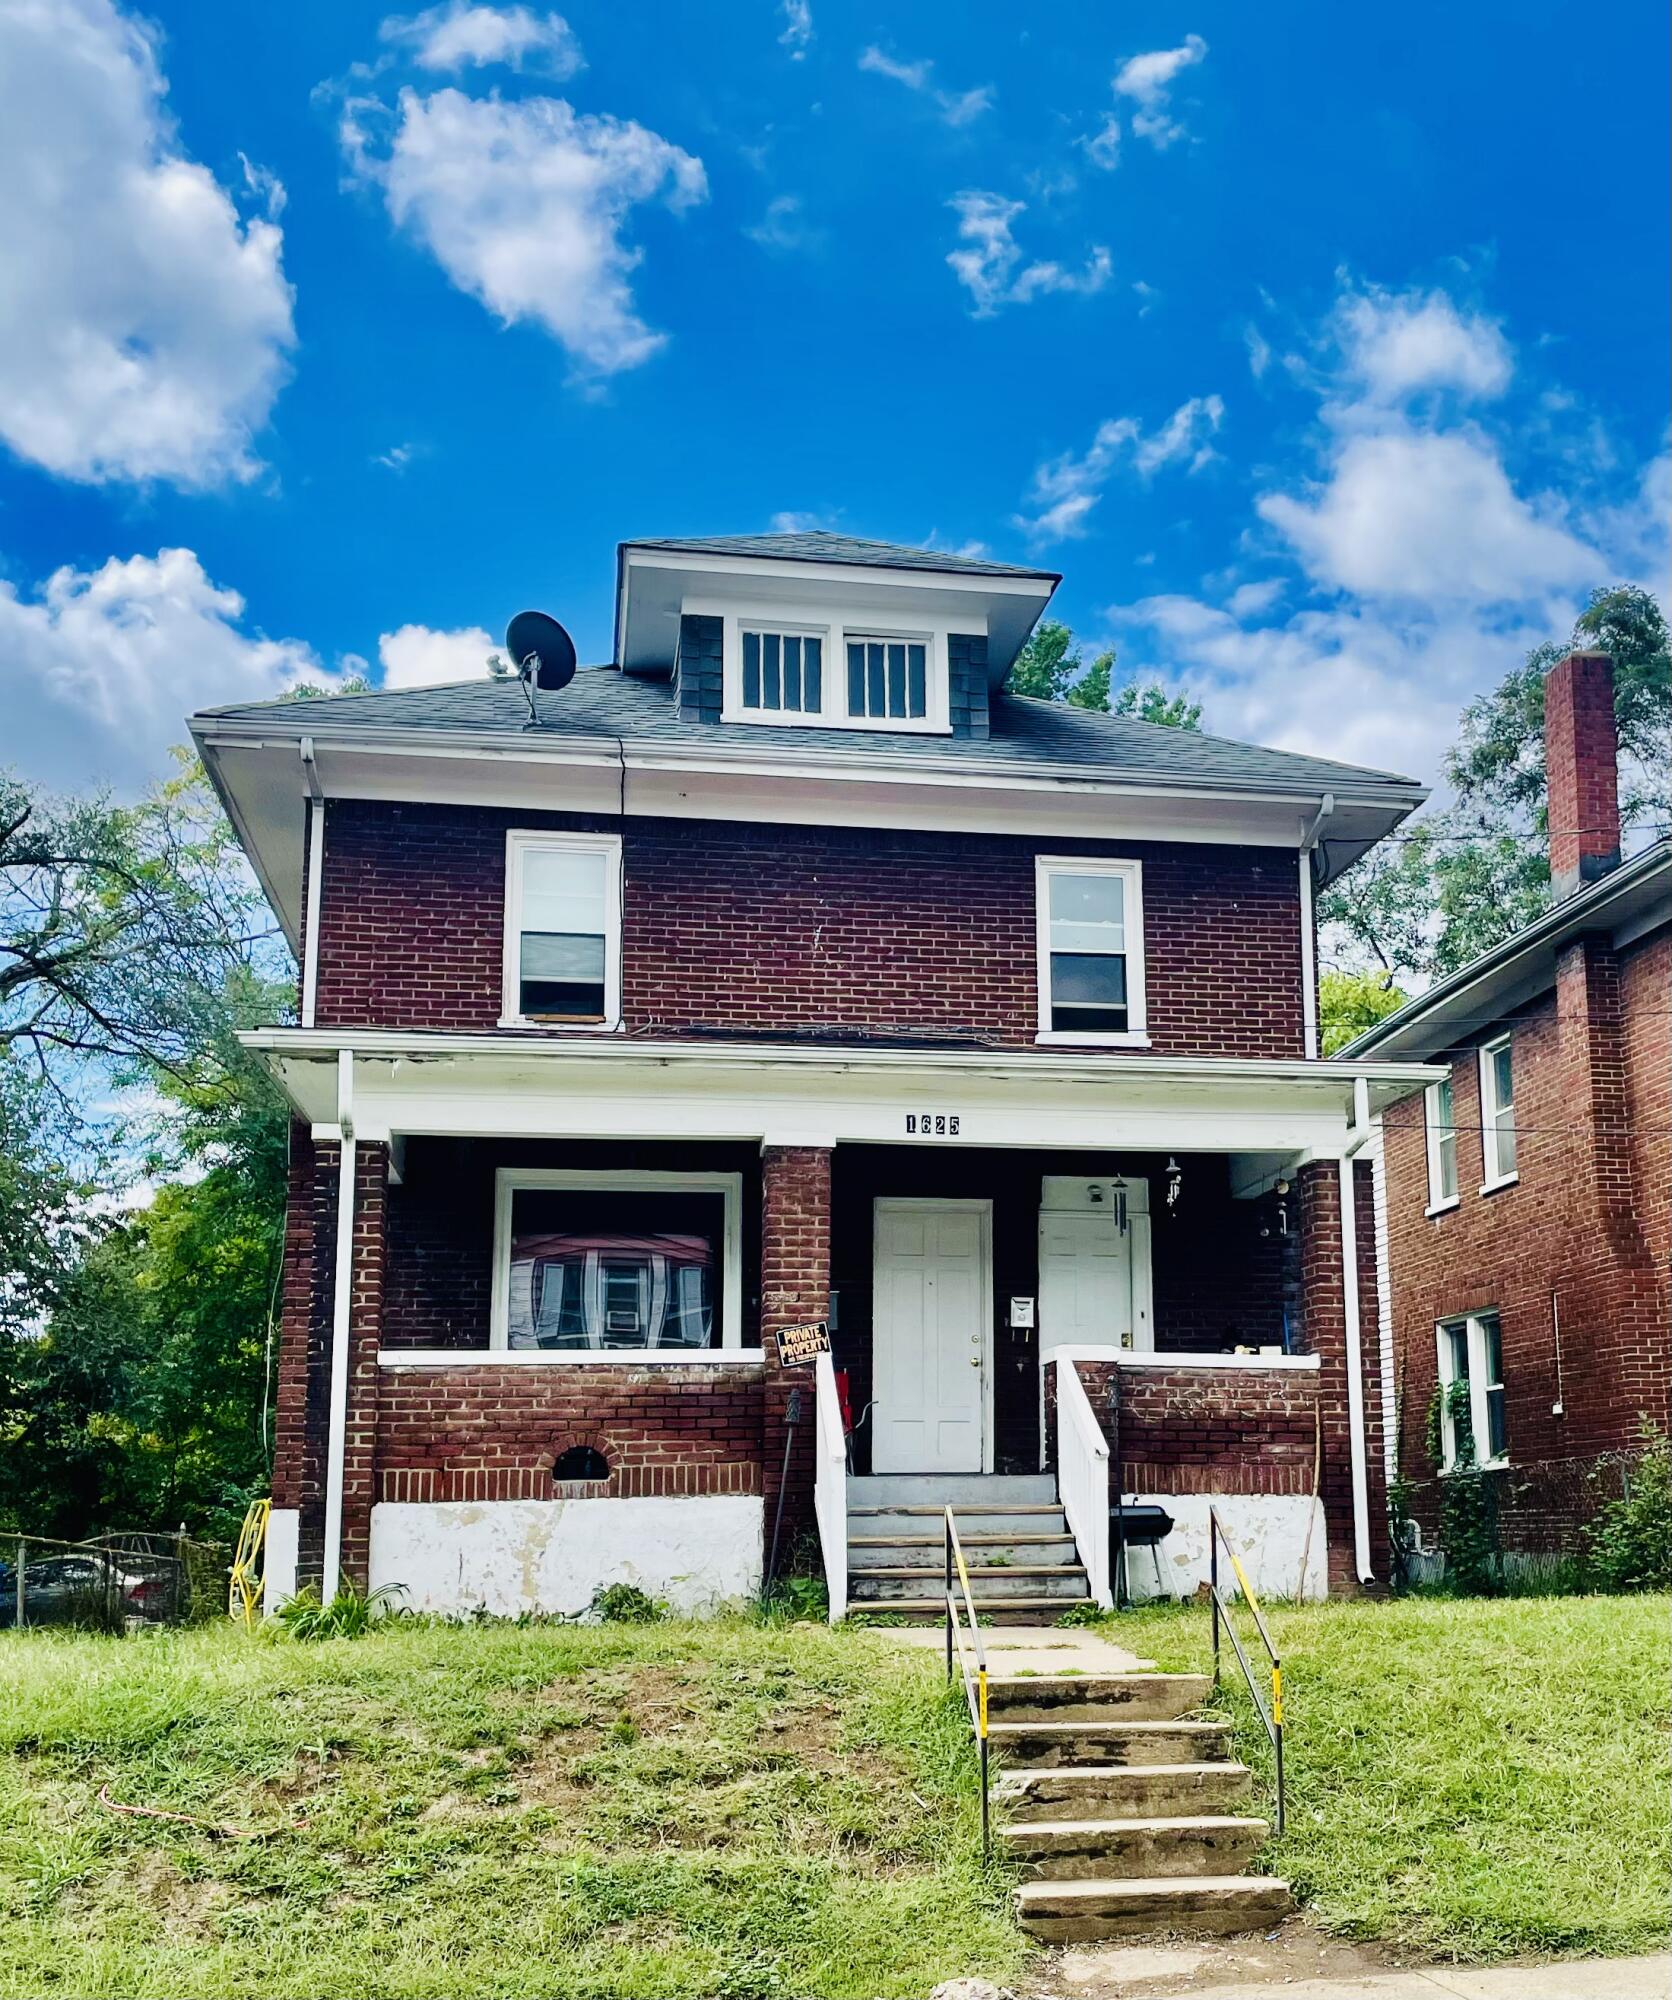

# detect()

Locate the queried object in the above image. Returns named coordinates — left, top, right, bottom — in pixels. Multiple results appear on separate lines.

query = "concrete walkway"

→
left=879, top=1623, right=1153, bottom=1675
left=1032, top=1944, right=1671, bottom=2000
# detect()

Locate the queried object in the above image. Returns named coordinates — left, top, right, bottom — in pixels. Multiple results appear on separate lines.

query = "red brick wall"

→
left=312, top=799, right=1305, bottom=1058
left=1061, top=1362, right=1322, bottom=1496
left=272, top=1129, right=334, bottom=1590
left=1545, top=653, right=1621, bottom=894
left=759, top=1145, right=831, bottom=1540
left=1380, top=928, right=1671, bottom=1545
left=374, top=1363, right=766, bottom=1503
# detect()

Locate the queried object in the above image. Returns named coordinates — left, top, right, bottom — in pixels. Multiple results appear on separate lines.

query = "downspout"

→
left=1339, top=1074, right=1374, bottom=1583
left=321, top=1049, right=356, bottom=1604
left=299, top=738, right=325, bottom=1031
left=1298, top=793, right=1334, bottom=1060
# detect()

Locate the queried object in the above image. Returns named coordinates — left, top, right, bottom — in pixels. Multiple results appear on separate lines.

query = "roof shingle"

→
left=624, top=530, right=1059, bottom=581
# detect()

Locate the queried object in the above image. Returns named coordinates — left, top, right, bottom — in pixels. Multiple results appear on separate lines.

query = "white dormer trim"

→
left=691, top=596, right=967, bottom=734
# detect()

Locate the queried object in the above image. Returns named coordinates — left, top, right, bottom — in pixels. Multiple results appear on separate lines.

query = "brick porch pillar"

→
left=1298, top=1157, right=1385, bottom=1593
left=759, top=1144, right=832, bottom=1557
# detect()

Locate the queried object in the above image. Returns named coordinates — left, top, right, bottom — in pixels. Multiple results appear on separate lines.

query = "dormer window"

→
left=741, top=627, right=823, bottom=715
left=717, top=610, right=951, bottom=733
left=847, top=636, right=928, bottom=721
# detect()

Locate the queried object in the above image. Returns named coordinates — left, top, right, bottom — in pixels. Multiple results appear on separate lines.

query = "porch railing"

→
left=813, top=1347, right=848, bottom=1622
left=1056, top=1355, right=1113, bottom=1608
left=943, top=1507, right=992, bottom=1858
left=1209, top=1504, right=1286, bottom=1835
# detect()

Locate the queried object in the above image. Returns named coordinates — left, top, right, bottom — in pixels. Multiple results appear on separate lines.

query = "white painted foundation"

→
left=264, top=1507, right=301, bottom=1612
left=1118, top=1493, right=1328, bottom=1603
left=367, top=1495, right=765, bottom=1617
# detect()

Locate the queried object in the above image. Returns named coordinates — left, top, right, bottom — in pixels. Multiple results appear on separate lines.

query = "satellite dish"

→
left=505, top=610, right=577, bottom=693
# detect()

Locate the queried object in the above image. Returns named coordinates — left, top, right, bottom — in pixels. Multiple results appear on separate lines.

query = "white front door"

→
left=872, top=1199, right=991, bottom=1474
left=1038, top=1177, right=1153, bottom=1353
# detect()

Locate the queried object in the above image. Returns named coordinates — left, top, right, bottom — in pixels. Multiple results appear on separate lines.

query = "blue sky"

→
left=2, top=0, right=1666, bottom=795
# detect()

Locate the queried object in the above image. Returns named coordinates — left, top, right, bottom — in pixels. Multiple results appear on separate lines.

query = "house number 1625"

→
left=905, top=1113, right=960, bottom=1136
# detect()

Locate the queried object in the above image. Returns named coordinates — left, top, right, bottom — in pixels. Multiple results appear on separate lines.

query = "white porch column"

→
left=321, top=1050, right=356, bottom=1604
left=1338, top=1150, right=1373, bottom=1584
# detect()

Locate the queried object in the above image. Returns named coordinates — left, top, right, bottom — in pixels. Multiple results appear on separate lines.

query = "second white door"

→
left=872, top=1199, right=991, bottom=1474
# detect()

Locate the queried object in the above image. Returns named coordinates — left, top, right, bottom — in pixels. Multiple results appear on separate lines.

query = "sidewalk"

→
left=1175, top=1957, right=1670, bottom=1999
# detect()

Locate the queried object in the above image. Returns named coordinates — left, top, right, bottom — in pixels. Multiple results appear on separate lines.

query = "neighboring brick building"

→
left=1345, top=651, right=1671, bottom=1573
left=194, top=530, right=1440, bottom=1616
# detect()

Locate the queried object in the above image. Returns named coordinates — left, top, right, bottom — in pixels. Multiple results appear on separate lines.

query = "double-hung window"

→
left=1478, top=1034, right=1516, bottom=1187
left=1035, top=857, right=1147, bottom=1044
left=846, top=635, right=928, bottom=721
left=1425, top=1075, right=1459, bottom=1210
left=502, top=831, right=621, bottom=1028
left=740, top=627, right=823, bottom=716
left=1435, top=1311, right=1508, bottom=1468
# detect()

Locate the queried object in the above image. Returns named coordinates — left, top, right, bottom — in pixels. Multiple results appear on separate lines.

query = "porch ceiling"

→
left=245, top=1028, right=1441, bottom=1159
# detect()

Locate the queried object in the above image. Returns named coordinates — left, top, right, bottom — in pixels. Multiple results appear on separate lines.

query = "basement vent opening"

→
left=553, top=1445, right=610, bottom=1482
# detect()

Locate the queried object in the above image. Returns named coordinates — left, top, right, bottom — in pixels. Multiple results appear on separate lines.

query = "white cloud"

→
left=1333, top=283, right=1512, bottom=406
left=1226, top=577, right=1284, bottom=618
left=238, top=152, right=288, bottom=220
left=342, top=86, right=706, bottom=379
left=1016, top=395, right=1225, bottom=540
left=747, top=194, right=821, bottom=254
left=373, top=441, right=418, bottom=472
left=379, top=3, right=583, bottom=75
left=778, top=0, right=812, bottom=59
left=1081, top=113, right=1120, bottom=171
left=1258, top=429, right=1601, bottom=604
left=769, top=510, right=833, bottom=533
left=378, top=623, right=495, bottom=687
left=1244, top=325, right=1272, bottom=379
left=0, top=548, right=323, bottom=791
left=0, top=0, right=295, bottom=488
left=859, top=44, right=993, bottom=125
left=1112, top=32, right=1207, bottom=148
left=947, top=193, right=1110, bottom=317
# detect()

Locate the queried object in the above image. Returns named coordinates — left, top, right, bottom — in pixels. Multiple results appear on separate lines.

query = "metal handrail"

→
left=1208, top=1505, right=1286, bottom=1836
left=943, top=1506, right=992, bottom=1858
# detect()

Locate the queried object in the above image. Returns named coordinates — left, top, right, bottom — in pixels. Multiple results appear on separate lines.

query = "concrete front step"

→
left=849, top=1506, right=1071, bottom=1538
left=850, top=1595, right=1090, bottom=1623
left=989, top=1718, right=1232, bottom=1768
left=848, top=1535, right=1079, bottom=1569
left=997, top=1761, right=1252, bottom=1822
left=851, top=1566, right=1086, bottom=1602
left=986, top=1673, right=1213, bottom=1723
left=1003, top=1813, right=1271, bottom=1880
left=1016, top=1872, right=1293, bottom=1943
left=846, top=1473, right=1058, bottom=1507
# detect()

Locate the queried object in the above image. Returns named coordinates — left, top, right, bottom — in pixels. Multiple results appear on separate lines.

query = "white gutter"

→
left=321, top=1050, right=355, bottom=1605
left=299, top=738, right=324, bottom=1030
left=1298, top=793, right=1335, bottom=1061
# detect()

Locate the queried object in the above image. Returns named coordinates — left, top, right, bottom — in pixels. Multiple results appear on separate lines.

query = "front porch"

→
left=251, top=1030, right=1428, bottom=1615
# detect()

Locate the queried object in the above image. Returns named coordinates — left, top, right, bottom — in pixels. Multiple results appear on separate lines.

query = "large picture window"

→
left=1034, top=856, right=1148, bottom=1045
left=491, top=1171, right=745, bottom=1356
left=501, top=832, right=621, bottom=1028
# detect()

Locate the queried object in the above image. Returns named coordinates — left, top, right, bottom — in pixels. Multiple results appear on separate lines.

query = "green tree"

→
left=1007, top=620, right=1202, bottom=728
left=1319, top=968, right=1409, bottom=1055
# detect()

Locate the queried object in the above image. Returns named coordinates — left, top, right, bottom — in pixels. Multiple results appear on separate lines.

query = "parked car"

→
left=0, top=1552, right=163, bottom=1628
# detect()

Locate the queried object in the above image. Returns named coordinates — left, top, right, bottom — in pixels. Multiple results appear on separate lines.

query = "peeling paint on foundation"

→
left=1119, top=1493, right=1327, bottom=1603
left=367, top=1496, right=765, bottom=1616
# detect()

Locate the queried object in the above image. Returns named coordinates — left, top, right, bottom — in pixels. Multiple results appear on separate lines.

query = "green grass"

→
left=0, top=1618, right=1018, bottom=2000
left=1101, top=1592, right=1672, bottom=1962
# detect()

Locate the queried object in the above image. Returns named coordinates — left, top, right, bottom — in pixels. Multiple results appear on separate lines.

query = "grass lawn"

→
left=0, top=1617, right=1015, bottom=2000
left=1, top=1596, right=1665, bottom=1997
left=1108, top=1591, right=1672, bottom=1963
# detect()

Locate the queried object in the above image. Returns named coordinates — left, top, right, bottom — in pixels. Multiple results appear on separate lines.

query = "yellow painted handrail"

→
left=228, top=1499, right=270, bottom=1627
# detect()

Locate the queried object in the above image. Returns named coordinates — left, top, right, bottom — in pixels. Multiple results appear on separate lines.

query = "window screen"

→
left=518, top=845, right=608, bottom=1020
left=1046, top=868, right=1129, bottom=1033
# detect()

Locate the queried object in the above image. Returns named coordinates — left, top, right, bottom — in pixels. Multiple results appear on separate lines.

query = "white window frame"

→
left=1478, top=1033, right=1517, bottom=1192
left=500, top=830, right=622, bottom=1032
left=490, top=1168, right=746, bottom=1359
left=1435, top=1311, right=1508, bottom=1470
left=1034, top=855, right=1150, bottom=1048
left=713, top=604, right=954, bottom=734
left=1424, top=1075, right=1459, bottom=1215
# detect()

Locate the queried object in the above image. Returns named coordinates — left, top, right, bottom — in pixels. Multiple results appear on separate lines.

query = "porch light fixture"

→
left=1165, top=1157, right=1182, bottom=1210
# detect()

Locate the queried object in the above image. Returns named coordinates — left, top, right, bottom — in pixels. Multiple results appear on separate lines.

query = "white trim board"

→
left=1044, top=1345, right=1321, bottom=1371
left=380, top=1348, right=765, bottom=1370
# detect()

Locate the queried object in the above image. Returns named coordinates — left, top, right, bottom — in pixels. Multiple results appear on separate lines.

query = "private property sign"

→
left=773, top=1321, right=830, bottom=1368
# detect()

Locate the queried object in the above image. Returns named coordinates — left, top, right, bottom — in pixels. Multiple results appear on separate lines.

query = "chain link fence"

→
left=1393, top=1449, right=1647, bottom=1591
left=2, top=1529, right=227, bottom=1632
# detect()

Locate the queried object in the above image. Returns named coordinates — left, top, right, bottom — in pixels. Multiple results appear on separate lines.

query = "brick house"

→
left=1343, top=651, right=1671, bottom=1570
left=192, top=531, right=1441, bottom=1617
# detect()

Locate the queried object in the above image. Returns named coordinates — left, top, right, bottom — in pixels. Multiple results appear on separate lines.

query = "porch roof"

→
left=244, top=1026, right=1442, bottom=1163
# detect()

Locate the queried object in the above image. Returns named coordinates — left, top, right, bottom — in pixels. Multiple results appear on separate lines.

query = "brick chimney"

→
left=1544, top=650, right=1621, bottom=900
